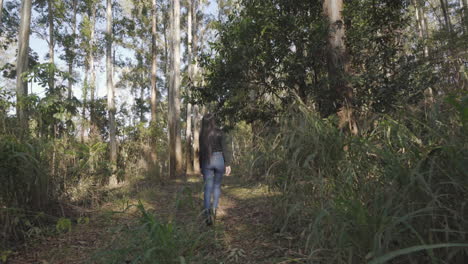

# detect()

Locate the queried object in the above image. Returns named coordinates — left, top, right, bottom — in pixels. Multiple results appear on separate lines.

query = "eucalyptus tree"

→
left=439, top=0, right=453, bottom=32
left=461, top=0, right=468, bottom=32
left=107, top=0, right=118, bottom=185
left=149, top=0, right=158, bottom=164
left=169, top=0, right=183, bottom=178
left=32, top=0, right=65, bottom=92
left=0, top=0, right=4, bottom=24
left=151, top=0, right=157, bottom=124
left=323, top=0, right=358, bottom=134
left=16, top=0, right=32, bottom=132
left=185, top=0, right=194, bottom=173
left=88, top=0, right=98, bottom=135
left=47, top=0, right=55, bottom=90
left=412, top=0, right=430, bottom=57
left=191, top=0, right=201, bottom=174
left=75, top=0, right=100, bottom=141
left=66, top=0, right=77, bottom=99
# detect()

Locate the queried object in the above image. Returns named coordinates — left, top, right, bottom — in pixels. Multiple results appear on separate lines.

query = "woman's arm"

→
left=222, top=132, right=233, bottom=175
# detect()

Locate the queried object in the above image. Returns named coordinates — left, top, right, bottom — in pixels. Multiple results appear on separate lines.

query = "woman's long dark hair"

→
left=199, top=114, right=221, bottom=166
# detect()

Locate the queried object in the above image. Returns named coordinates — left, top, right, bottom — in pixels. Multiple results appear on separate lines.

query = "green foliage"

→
left=199, top=0, right=428, bottom=122
left=0, top=1, right=20, bottom=50
left=92, top=201, right=206, bottom=264
left=0, top=134, right=112, bottom=248
left=242, top=98, right=468, bottom=263
left=24, top=63, right=74, bottom=89
left=344, top=0, right=435, bottom=112
left=56, top=217, right=72, bottom=233
left=0, top=136, right=47, bottom=209
left=199, top=0, right=329, bottom=123
left=0, top=249, right=13, bottom=263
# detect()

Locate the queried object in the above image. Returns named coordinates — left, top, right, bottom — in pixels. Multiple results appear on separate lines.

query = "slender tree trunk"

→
left=413, top=0, right=430, bottom=57
left=16, top=0, right=32, bottom=133
left=68, top=0, right=78, bottom=99
left=165, top=1, right=172, bottom=99
left=169, top=0, right=183, bottom=178
left=81, top=69, right=88, bottom=142
left=151, top=0, right=158, bottom=124
left=89, top=4, right=97, bottom=136
left=140, top=80, right=145, bottom=123
left=185, top=0, right=193, bottom=174
left=150, top=0, right=158, bottom=166
left=460, top=0, right=468, bottom=34
left=48, top=0, right=55, bottom=91
left=192, top=0, right=201, bottom=174
left=440, top=0, right=453, bottom=32
left=460, top=0, right=468, bottom=33
left=107, top=0, right=118, bottom=185
left=323, top=0, right=358, bottom=135
left=0, top=0, right=4, bottom=24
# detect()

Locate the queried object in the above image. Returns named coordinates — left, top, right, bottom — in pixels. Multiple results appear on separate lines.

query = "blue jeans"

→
left=202, top=152, right=225, bottom=212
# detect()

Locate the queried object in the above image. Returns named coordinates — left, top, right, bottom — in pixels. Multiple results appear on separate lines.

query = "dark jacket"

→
left=199, top=130, right=233, bottom=168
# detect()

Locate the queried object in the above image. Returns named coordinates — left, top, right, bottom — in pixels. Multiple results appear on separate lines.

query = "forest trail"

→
left=11, top=175, right=296, bottom=264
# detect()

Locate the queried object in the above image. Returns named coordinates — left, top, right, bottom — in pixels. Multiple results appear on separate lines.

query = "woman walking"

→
left=199, top=113, right=232, bottom=225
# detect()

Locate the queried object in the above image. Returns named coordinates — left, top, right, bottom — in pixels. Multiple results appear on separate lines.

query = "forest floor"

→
left=10, top=174, right=299, bottom=264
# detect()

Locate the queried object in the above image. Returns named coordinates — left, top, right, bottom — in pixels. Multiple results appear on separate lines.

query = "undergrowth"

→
left=237, top=92, right=468, bottom=263
left=90, top=199, right=216, bottom=264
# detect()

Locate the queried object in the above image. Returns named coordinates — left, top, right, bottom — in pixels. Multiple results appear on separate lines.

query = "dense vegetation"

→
left=1, top=0, right=467, bottom=263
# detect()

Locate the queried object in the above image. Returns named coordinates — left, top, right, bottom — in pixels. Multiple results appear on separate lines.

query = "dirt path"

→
left=10, top=175, right=295, bottom=264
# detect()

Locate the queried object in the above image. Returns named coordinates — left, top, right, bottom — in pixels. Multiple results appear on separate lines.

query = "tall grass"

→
left=0, top=135, right=109, bottom=250
left=236, top=94, right=468, bottom=263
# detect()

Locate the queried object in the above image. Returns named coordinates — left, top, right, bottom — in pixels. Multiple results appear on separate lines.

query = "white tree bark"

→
left=107, top=0, right=118, bottom=185
left=16, top=0, right=33, bottom=132
left=0, top=0, right=4, bottom=25
left=169, top=0, right=183, bottom=178
left=90, top=3, right=96, bottom=133
left=68, top=0, right=78, bottom=99
left=150, top=0, right=158, bottom=165
left=192, top=0, right=201, bottom=174
left=460, top=0, right=468, bottom=33
left=151, top=0, right=158, bottom=124
left=185, top=0, right=193, bottom=174
left=413, top=0, right=430, bottom=57
left=48, top=0, right=55, bottom=91
left=323, top=0, right=358, bottom=135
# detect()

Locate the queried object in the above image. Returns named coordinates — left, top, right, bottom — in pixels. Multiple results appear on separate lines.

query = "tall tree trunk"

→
left=89, top=3, right=97, bottom=137
left=169, top=0, right=183, bottom=178
left=150, top=0, right=158, bottom=167
left=164, top=6, right=170, bottom=94
left=192, top=0, right=201, bottom=175
left=0, top=0, right=4, bottom=25
left=48, top=0, right=55, bottom=92
left=16, top=0, right=32, bottom=133
left=107, top=0, right=118, bottom=185
left=323, top=0, right=358, bottom=135
left=68, top=0, right=78, bottom=99
left=460, top=0, right=468, bottom=33
left=151, top=0, right=158, bottom=124
left=413, top=0, right=430, bottom=57
left=440, top=0, right=453, bottom=32
left=81, top=69, right=88, bottom=142
left=185, top=0, right=193, bottom=174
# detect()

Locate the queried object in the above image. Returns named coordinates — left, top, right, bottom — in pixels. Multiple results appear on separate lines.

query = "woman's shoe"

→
left=205, top=209, right=213, bottom=226
left=212, top=208, right=217, bottom=223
